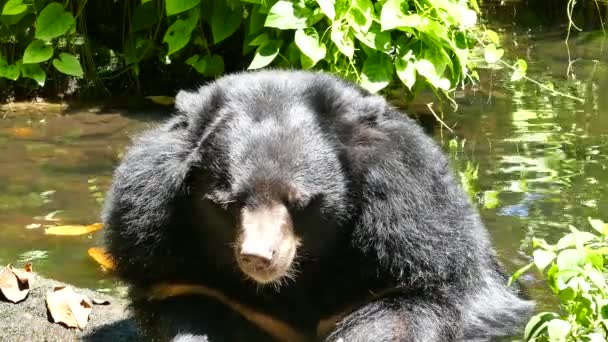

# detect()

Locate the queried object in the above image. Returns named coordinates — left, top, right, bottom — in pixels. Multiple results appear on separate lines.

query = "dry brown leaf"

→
left=10, top=127, right=33, bottom=138
left=0, top=264, right=33, bottom=303
left=45, top=223, right=103, bottom=236
left=46, top=286, right=93, bottom=330
left=87, top=247, right=115, bottom=271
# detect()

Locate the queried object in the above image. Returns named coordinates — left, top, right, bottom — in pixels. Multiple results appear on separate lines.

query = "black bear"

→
left=102, top=70, right=533, bottom=342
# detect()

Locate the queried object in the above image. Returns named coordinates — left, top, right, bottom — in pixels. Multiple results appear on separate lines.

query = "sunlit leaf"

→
left=483, top=44, right=503, bottom=64
left=346, top=0, right=374, bottom=33
left=35, top=2, right=75, bottom=41
left=2, top=0, right=28, bottom=15
left=265, top=1, right=310, bottom=29
left=485, top=29, right=500, bottom=44
left=330, top=22, right=354, bottom=58
left=165, top=0, right=200, bottom=16
left=46, top=286, right=93, bottom=330
left=87, top=247, right=115, bottom=271
left=511, top=59, right=527, bottom=81
left=45, top=223, right=103, bottom=236
left=52, top=53, right=84, bottom=78
left=533, top=250, right=556, bottom=271
left=546, top=319, right=571, bottom=341
left=248, top=40, right=282, bottom=69
left=508, top=262, right=533, bottom=286
left=588, top=217, right=608, bottom=236
left=295, top=28, right=326, bottom=68
left=395, top=57, right=416, bottom=90
left=360, top=52, right=393, bottom=93
left=524, top=312, right=559, bottom=340
left=380, top=0, right=419, bottom=31
left=316, top=0, right=335, bottom=19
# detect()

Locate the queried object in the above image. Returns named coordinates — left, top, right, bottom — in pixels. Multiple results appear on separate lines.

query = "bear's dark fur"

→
left=103, top=70, right=534, bottom=342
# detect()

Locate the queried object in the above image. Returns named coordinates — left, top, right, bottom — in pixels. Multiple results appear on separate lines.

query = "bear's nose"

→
left=239, top=252, right=273, bottom=269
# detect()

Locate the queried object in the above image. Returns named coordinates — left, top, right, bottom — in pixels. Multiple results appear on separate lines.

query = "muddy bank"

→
left=0, top=273, right=139, bottom=342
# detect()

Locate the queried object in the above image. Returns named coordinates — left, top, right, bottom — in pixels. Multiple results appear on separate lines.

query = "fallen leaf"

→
left=87, top=247, right=115, bottom=271
left=0, top=264, right=33, bottom=303
left=45, top=223, right=103, bottom=236
left=91, top=298, right=110, bottom=305
left=10, top=127, right=34, bottom=138
left=25, top=223, right=42, bottom=229
left=46, top=286, right=93, bottom=330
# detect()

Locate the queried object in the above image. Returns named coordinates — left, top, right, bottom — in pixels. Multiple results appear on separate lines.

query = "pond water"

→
left=0, top=31, right=607, bottom=312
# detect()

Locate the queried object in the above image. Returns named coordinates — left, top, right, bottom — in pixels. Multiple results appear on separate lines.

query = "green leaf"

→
left=533, top=250, right=556, bottom=271
left=212, top=0, right=242, bottom=44
left=546, top=319, right=571, bottom=341
left=360, top=52, right=393, bottom=93
left=249, top=33, right=270, bottom=46
left=483, top=44, right=503, bottom=64
left=330, top=22, right=354, bottom=58
left=2, top=0, right=27, bottom=15
left=185, top=54, right=206, bottom=74
left=35, top=2, right=75, bottom=41
left=556, top=249, right=586, bottom=270
left=20, top=63, right=46, bottom=86
left=511, top=59, right=527, bottom=81
left=482, top=190, right=500, bottom=209
left=524, top=312, right=559, bottom=340
left=508, top=262, right=533, bottom=286
left=165, top=0, right=200, bottom=16
left=132, top=2, right=158, bottom=32
left=353, top=23, right=391, bottom=53
left=485, top=29, right=500, bottom=44
left=346, top=0, right=374, bottom=33
left=415, top=59, right=450, bottom=90
left=203, top=54, right=224, bottom=76
left=248, top=40, right=282, bottom=69
left=248, top=5, right=266, bottom=35
left=0, top=62, right=20, bottom=80
left=380, top=0, right=420, bottom=31
left=265, top=1, right=310, bottom=30
left=316, top=0, right=335, bottom=19
left=294, top=28, right=326, bottom=67
left=52, top=53, right=83, bottom=77
left=588, top=217, right=608, bottom=236
left=23, top=40, right=53, bottom=64
left=163, top=11, right=199, bottom=55
left=395, top=57, right=416, bottom=90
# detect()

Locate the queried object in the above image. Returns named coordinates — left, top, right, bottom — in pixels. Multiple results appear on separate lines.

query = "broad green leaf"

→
left=415, top=59, right=450, bottom=90
left=248, top=40, right=282, bottom=69
left=485, top=29, right=500, bottom=44
left=249, top=33, right=270, bottom=46
left=249, top=5, right=266, bottom=35
left=132, top=2, right=158, bottom=32
left=546, top=319, right=571, bottom=341
left=330, top=22, right=354, bottom=58
left=185, top=54, right=206, bottom=74
left=511, top=59, right=527, bottom=81
left=353, top=24, right=391, bottom=53
left=483, top=44, right=503, bottom=64
left=533, top=250, right=556, bottom=271
left=203, top=54, right=224, bottom=76
left=212, top=0, right=242, bottom=43
left=163, top=11, right=199, bottom=55
left=35, top=2, right=75, bottom=41
left=395, top=57, right=416, bottom=89
left=23, top=40, right=53, bottom=64
left=2, top=0, right=27, bottom=15
left=380, top=0, right=420, bottom=31
left=294, top=28, right=326, bottom=67
left=0, top=62, right=20, bottom=80
left=52, top=53, right=83, bottom=77
left=532, top=237, right=556, bottom=251
left=360, top=52, right=393, bottom=93
left=556, top=249, right=586, bottom=270
left=20, top=63, right=46, bottom=86
left=165, top=0, right=200, bottom=16
left=265, top=1, right=310, bottom=30
left=524, top=312, right=559, bottom=340
left=316, top=0, right=335, bottom=20
left=346, top=0, right=374, bottom=33
left=588, top=217, right=608, bottom=236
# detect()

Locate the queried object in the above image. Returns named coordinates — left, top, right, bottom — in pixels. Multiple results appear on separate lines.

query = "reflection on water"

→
left=0, top=32, right=606, bottom=310
left=440, top=31, right=608, bottom=310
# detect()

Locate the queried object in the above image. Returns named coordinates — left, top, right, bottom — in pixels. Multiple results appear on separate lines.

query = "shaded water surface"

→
left=0, top=32, right=607, bottom=308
